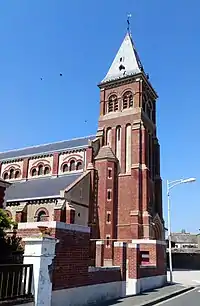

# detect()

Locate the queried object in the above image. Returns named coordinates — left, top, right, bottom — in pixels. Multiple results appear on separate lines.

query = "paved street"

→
left=156, top=287, right=200, bottom=305
left=96, top=284, right=194, bottom=305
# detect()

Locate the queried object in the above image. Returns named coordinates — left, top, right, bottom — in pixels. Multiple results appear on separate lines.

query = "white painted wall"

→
left=126, top=275, right=167, bottom=296
left=52, top=281, right=125, bottom=306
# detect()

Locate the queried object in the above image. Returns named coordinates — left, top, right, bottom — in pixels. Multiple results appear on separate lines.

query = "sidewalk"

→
left=96, top=284, right=194, bottom=306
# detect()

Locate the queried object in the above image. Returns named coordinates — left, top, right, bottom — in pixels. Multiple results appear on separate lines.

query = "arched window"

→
left=38, top=165, right=43, bottom=176
left=3, top=172, right=9, bottom=180
left=69, top=160, right=75, bottom=171
left=106, top=128, right=112, bottom=147
left=62, top=164, right=68, bottom=172
left=76, top=162, right=83, bottom=170
left=31, top=168, right=37, bottom=176
left=9, top=169, right=15, bottom=179
left=44, top=166, right=50, bottom=175
left=123, top=91, right=133, bottom=109
left=116, top=126, right=121, bottom=167
left=108, top=95, right=118, bottom=112
left=37, top=210, right=47, bottom=222
left=15, top=170, right=20, bottom=179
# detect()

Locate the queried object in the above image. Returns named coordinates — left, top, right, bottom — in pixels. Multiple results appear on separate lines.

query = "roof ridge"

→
left=0, top=134, right=96, bottom=155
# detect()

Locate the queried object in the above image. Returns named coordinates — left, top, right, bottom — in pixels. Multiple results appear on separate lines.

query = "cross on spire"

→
left=127, top=14, right=132, bottom=34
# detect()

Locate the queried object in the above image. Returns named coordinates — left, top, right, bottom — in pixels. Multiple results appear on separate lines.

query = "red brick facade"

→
left=89, top=71, right=164, bottom=263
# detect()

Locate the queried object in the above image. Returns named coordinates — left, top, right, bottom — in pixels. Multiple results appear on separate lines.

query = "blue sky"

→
left=0, top=0, right=199, bottom=233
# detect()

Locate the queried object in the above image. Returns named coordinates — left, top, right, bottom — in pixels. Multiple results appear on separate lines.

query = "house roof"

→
left=101, top=32, right=143, bottom=84
left=171, top=233, right=198, bottom=244
left=0, top=135, right=96, bottom=161
left=5, top=173, right=82, bottom=202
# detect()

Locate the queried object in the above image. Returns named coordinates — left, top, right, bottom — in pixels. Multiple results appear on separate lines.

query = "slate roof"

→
left=101, top=32, right=143, bottom=84
left=5, top=173, right=82, bottom=202
left=171, top=233, right=198, bottom=244
left=0, top=135, right=96, bottom=161
left=95, top=146, right=116, bottom=160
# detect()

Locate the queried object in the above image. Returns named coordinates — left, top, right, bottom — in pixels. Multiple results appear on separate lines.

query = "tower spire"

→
left=127, top=14, right=132, bottom=35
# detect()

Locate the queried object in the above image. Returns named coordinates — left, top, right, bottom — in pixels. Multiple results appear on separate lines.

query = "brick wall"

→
left=0, top=180, right=11, bottom=208
left=17, top=222, right=123, bottom=291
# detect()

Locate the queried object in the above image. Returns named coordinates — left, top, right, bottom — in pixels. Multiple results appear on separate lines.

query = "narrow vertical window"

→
left=106, top=235, right=110, bottom=248
left=108, top=168, right=112, bottom=178
left=116, top=126, right=121, bottom=167
left=107, top=190, right=111, bottom=200
left=107, top=212, right=111, bottom=223
left=125, top=124, right=132, bottom=173
left=106, top=128, right=112, bottom=147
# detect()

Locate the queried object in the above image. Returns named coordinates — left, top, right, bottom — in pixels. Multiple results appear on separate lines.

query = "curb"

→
left=139, top=286, right=195, bottom=306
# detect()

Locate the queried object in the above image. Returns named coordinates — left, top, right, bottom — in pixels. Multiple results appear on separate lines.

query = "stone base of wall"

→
left=126, top=275, right=167, bottom=296
left=52, top=281, right=126, bottom=306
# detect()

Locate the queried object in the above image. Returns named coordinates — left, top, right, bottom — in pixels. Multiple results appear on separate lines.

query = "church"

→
left=0, top=30, right=164, bottom=262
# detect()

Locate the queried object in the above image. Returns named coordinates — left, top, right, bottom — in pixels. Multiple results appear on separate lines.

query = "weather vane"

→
left=127, top=13, right=132, bottom=34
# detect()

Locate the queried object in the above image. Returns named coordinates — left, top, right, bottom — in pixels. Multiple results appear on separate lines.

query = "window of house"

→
left=123, top=91, right=133, bottom=109
left=38, top=165, right=43, bottom=176
left=31, top=168, right=37, bottom=176
left=76, top=161, right=83, bottom=170
left=140, top=251, right=150, bottom=265
left=114, top=97, right=118, bottom=111
left=108, top=98, right=113, bottom=112
left=9, top=169, right=15, bottom=179
left=107, top=212, right=111, bottom=223
left=69, top=160, right=75, bottom=171
left=37, top=210, right=48, bottom=222
left=108, top=168, right=112, bottom=178
left=3, top=172, right=9, bottom=180
left=15, top=170, right=20, bottom=179
left=44, top=166, right=50, bottom=175
left=63, top=164, right=68, bottom=172
left=107, top=190, right=111, bottom=200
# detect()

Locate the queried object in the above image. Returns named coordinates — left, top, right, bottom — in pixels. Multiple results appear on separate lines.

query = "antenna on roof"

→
left=127, top=13, right=132, bottom=35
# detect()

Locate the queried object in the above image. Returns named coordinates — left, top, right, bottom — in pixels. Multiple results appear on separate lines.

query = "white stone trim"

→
left=114, top=241, right=127, bottom=247
left=131, top=239, right=166, bottom=246
left=18, top=221, right=90, bottom=233
left=96, top=240, right=104, bottom=245
left=128, top=243, right=140, bottom=249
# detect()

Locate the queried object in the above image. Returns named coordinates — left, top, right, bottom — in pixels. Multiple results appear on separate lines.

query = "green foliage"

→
left=0, top=209, right=15, bottom=237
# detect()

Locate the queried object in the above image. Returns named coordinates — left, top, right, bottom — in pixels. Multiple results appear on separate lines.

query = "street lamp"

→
left=167, top=177, right=196, bottom=283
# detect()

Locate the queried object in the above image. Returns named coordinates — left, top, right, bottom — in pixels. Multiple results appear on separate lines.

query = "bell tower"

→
left=95, top=30, right=164, bottom=248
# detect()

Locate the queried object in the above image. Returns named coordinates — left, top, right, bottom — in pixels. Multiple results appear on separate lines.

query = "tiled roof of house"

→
left=5, top=173, right=82, bottom=202
left=0, top=135, right=96, bottom=161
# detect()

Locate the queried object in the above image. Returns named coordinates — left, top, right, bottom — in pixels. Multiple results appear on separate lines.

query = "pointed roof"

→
left=95, top=146, right=116, bottom=161
left=101, top=32, right=143, bottom=84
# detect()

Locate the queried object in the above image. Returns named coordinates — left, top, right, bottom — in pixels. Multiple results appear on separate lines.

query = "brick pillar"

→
left=127, top=243, right=140, bottom=296
left=54, top=208, right=62, bottom=221
left=52, top=153, right=59, bottom=176
left=113, top=242, right=127, bottom=281
left=95, top=241, right=104, bottom=267
left=86, top=147, right=93, bottom=169
left=66, top=207, right=75, bottom=224
left=0, top=187, right=5, bottom=208
left=22, top=158, right=29, bottom=179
